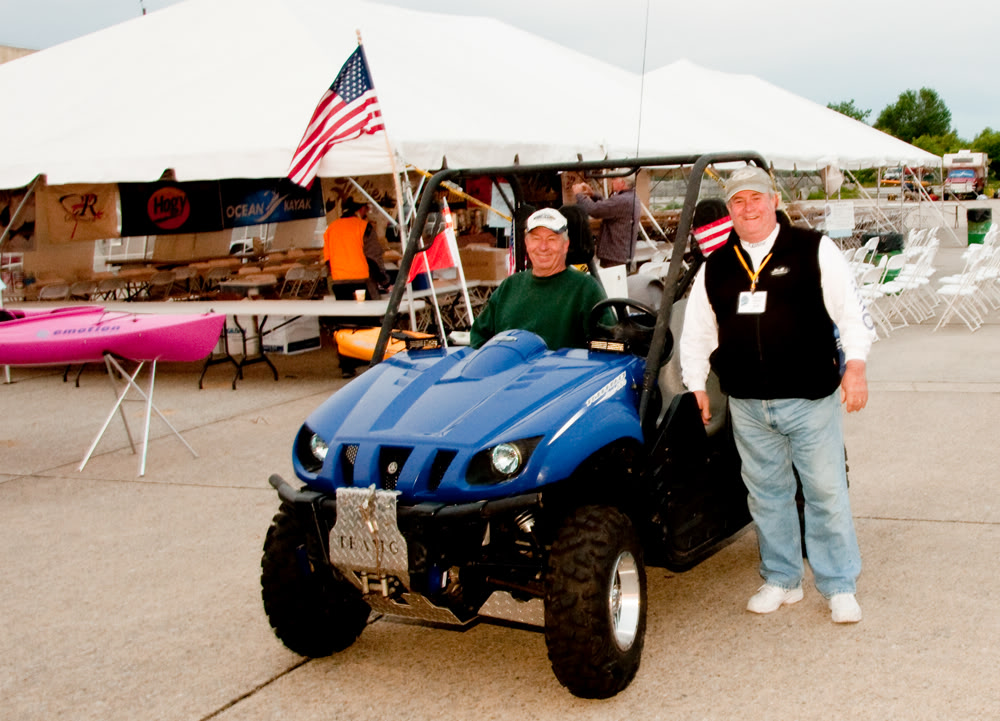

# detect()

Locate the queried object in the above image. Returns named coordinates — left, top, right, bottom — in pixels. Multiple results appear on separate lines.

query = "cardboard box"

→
left=222, top=315, right=259, bottom=356
left=261, top=315, right=321, bottom=355
left=459, top=246, right=509, bottom=281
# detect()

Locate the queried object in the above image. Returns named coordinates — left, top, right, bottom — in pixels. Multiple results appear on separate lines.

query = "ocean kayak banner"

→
left=119, top=181, right=224, bottom=236
left=219, top=178, right=324, bottom=228
left=39, top=184, right=119, bottom=243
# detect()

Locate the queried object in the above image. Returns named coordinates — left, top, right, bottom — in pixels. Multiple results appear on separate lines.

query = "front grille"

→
left=340, top=444, right=359, bottom=486
left=379, top=447, right=412, bottom=491
left=428, top=450, right=457, bottom=491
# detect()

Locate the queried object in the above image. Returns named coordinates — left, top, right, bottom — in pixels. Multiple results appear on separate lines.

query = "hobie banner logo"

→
left=119, top=180, right=223, bottom=236
left=147, top=187, right=191, bottom=230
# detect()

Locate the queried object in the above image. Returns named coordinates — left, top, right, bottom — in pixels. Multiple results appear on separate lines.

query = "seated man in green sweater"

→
left=470, top=208, right=607, bottom=349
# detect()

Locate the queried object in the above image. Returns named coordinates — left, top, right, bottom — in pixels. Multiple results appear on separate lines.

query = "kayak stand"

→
left=80, top=353, right=198, bottom=477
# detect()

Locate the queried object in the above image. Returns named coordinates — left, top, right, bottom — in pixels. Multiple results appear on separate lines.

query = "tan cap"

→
left=724, top=166, right=775, bottom=202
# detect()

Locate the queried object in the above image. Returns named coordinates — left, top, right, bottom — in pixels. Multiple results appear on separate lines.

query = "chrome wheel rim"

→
left=609, top=551, right=641, bottom=650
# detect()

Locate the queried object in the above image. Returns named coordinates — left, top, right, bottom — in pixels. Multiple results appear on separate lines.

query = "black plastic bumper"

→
left=268, top=473, right=542, bottom=521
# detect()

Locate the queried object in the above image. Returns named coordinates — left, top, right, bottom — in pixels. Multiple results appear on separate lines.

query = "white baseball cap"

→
left=525, top=208, right=568, bottom=234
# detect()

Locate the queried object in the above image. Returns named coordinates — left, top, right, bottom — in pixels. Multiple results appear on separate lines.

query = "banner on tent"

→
left=120, top=181, right=224, bottom=236
left=39, top=184, right=119, bottom=243
left=219, top=178, right=324, bottom=228
left=0, top=189, right=35, bottom=251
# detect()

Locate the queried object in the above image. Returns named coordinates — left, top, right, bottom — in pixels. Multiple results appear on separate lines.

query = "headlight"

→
left=310, top=434, right=329, bottom=462
left=294, top=424, right=328, bottom=473
left=491, top=443, right=522, bottom=476
left=467, top=436, right=542, bottom=485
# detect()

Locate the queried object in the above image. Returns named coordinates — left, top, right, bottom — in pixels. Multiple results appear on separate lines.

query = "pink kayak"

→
left=0, top=306, right=225, bottom=365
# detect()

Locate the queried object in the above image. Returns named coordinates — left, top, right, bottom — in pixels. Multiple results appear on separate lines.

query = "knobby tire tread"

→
left=544, top=505, right=646, bottom=699
left=260, top=503, right=369, bottom=657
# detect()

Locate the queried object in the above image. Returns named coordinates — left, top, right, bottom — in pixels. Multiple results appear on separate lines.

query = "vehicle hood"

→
left=300, top=330, right=645, bottom=501
left=309, top=330, right=638, bottom=446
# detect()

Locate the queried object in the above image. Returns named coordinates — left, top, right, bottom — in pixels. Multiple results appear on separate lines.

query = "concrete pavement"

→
left=2, top=238, right=1000, bottom=720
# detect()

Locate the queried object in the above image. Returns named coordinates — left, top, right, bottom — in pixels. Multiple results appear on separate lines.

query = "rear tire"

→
left=544, top=505, right=646, bottom=699
left=261, top=503, right=370, bottom=657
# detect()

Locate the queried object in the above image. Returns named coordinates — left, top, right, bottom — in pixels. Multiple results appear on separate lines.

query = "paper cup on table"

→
left=354, top=289, right=366, bottom=302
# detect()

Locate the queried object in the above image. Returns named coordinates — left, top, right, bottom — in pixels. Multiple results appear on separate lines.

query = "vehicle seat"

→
left=656, top=297, right=727, bottom=437
left=558, top=204, right=596, bottom=267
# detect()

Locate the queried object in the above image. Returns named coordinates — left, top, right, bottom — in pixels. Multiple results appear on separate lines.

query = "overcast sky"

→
left=2, top=0, right=996, bottom=141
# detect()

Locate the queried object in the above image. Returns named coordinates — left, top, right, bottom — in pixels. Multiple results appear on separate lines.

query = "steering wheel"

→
left=587, top=298, right=658, bottom=357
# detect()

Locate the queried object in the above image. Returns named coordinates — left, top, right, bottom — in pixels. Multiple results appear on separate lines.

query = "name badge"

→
left=738, top=290, right=767, bottom=314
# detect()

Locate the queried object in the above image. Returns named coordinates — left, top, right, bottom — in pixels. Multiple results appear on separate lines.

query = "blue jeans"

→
left=729, top=391, right=861, bottom=598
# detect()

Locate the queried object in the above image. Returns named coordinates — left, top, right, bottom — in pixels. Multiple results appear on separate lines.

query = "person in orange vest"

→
left=323, top=197, right=388, bottom=300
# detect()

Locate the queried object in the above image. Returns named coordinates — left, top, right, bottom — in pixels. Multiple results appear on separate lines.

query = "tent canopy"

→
left=619, top=60, right=940, bottom=171
left=0, top=0, right=938, bottom=189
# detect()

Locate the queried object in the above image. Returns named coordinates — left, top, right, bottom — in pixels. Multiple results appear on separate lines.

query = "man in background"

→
left=323, top=197, right=388, bottom=300
left=572, top=176, right=641, bottom=269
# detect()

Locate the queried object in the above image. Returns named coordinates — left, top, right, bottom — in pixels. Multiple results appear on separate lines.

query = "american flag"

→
left=287, top=46, right=385, bottom=188
left=693, top=215, right=733, bottom=257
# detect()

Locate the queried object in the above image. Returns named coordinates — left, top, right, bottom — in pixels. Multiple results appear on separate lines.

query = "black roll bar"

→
left=370, top=151, right=770, bottom=430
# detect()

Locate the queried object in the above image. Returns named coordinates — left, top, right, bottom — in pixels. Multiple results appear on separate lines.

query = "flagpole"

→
left=356, top=31, right=411, bottom=340
left=440, top=200, right=475, bottom=327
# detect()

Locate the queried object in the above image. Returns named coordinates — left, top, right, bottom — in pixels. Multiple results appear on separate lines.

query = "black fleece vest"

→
left=704, top=225, right=841, bottom=400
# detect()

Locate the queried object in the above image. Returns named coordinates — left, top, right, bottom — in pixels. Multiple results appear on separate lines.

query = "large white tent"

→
left=622, top=60, right=940, bottom=171
left=0, top=0, right=938, bottom=190
left=0, top=0, right=635, bottom=188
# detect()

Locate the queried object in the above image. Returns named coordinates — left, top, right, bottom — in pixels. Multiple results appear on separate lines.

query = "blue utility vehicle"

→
left=261, top=153, right=766, bottom=698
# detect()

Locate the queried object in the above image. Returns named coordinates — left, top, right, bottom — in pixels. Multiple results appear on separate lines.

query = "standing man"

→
left=470, top=208, right=606, bottom=350
left=572, top=176, right=641, bottom=268
left=679, top=166, right=874, bottom=624
left=323, top=197, right=388, bottom=300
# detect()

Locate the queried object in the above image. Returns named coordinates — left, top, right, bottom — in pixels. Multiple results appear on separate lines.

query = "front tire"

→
left=261, top=502, right=370, bottom=657
left=544, top=505, right=647, bottom=699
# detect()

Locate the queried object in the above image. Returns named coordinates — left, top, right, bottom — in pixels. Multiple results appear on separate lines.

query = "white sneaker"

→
left=829, top=593, right=862, bottom=623
left=746, top=584, right=804, bottom=614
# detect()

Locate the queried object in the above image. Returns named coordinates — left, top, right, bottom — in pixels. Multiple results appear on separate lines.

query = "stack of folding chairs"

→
left=852, top=228, right=942, bottom=339
left=934, top=225, right=1000, bottom=332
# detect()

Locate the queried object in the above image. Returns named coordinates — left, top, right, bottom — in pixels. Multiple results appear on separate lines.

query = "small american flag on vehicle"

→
left=693, top=215, right=733, bottom=257
left=288, top=46, right=385, bottom=188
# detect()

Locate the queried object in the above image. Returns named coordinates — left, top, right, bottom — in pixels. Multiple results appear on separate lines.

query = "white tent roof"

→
left=612, top=60, right=941, bottom=171
left=0, top=0, right=635, bottom=188
left=0, top=0, right=938, bottom=189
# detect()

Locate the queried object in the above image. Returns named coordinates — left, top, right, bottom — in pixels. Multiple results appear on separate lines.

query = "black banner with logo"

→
left=219, top=178, right=324, bottom=228
left=119, top=181, right=223, bottom=236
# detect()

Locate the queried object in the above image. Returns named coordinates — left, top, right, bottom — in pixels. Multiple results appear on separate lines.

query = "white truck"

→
left=943, top=150, right=988, bottom=200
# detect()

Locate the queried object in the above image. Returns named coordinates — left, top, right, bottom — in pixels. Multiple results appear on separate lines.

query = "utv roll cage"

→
left=371, top=151, right=768, bottom=429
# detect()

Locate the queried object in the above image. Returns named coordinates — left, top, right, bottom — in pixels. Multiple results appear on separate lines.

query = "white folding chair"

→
left=934, top=246, right=992, bottom=331
left=856, top=263, right=893, bottom=338
left=38, top=282, right=70, bottom=301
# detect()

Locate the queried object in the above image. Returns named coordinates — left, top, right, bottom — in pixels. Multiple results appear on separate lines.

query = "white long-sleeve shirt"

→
left=680, top=225, right=875, bottom=393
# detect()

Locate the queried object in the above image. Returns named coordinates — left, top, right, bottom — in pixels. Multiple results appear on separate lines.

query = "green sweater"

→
left=470, top=268, right=607, bottom=350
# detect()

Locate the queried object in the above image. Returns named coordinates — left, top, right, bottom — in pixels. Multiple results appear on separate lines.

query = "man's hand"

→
left=572, top=182, right=591, bottom=196
left=840, top=360, right=868, bottom=413
left=694, top=390, right=712, bottom=425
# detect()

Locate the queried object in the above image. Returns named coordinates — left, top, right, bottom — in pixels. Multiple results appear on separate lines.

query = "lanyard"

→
left=734, top=246, right=772, bottom=293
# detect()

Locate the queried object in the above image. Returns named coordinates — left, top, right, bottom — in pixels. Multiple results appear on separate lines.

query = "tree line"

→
left=828, top=90, right=1000, bottom=179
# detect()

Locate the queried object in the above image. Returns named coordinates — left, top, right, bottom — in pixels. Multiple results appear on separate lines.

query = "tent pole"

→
left=348, top=178, right=397, bottom=227
left=845, top=168, right=898, bottom=236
